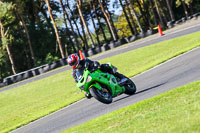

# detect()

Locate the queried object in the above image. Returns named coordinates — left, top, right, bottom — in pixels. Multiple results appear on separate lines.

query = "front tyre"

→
left=124, top=79, right=136, bottom=95
left=90, top=87, right=112, bottom=104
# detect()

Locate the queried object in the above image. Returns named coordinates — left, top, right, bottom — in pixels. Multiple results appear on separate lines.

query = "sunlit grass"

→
left=0, top=31, right=200, bottom=132
left=63, top=81, right=200, bottom=133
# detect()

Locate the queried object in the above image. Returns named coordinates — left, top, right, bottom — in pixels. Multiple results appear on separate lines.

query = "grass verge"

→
left=63, top=81, right=200, bottom=133
left=0, top=31, right=200, bottom=132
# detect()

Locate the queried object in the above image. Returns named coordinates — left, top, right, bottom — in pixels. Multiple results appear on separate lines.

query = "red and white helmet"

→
left=67, top=54, right=80, bottom=69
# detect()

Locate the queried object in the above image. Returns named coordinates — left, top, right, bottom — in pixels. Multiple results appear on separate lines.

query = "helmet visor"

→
left=69, top=60, right=78, bottom=66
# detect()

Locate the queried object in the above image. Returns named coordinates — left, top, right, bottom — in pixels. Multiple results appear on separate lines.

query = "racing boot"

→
left=114, top=72, right=128, bottom=86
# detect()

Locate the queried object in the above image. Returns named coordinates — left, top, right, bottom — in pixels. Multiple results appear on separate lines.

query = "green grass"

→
left=0, top=71, right=85, bottom=133
left=63, top=81, right=200, bottom=133
left=0, top=31, right=200, bottom=132
left=99, top=31, right=200, bottom=78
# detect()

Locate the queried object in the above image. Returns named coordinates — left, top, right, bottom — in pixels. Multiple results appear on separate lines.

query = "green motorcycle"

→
left=76, top=63, right=136, bottom=104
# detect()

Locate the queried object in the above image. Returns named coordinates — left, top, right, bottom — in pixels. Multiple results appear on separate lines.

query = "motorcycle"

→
left=76, top=62, right=136, bottom=104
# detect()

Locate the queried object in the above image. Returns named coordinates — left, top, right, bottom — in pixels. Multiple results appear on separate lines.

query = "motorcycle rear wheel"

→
left=90, top=87, right=112, bottom=104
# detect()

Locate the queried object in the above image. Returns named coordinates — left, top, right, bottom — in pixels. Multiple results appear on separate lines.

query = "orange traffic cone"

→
left=79, top=50, right=85, bottom=60
left=158, top=25, right=163, bottom=36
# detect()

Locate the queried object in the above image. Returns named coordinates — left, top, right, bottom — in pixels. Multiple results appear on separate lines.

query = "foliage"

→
left=44, top=53, right=59, bottom=64
left=0, top=0, right=200, bottom=78
left=176, top=0, right=193, bottom=7
left=0, top=1, right=13, bottom=18
left=115, top=14, right=132, bottom=37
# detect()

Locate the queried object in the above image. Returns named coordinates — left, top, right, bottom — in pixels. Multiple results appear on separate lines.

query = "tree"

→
left=119, top=0, right=135, bottom=35
left=92, top=0, right=107, bottom=42
left=14, top=0, right=37, bottom=66
left=89, top=1, right=101, bottom=46
left=20, top=15, right=36, bottom=66
left=59, top=0, right=80, bottom=52
left=176, top=0, right=189, bottom=17
left=0, top=1, right=17, bottom=74
left=75, top=0, right=95, bottom=48
left=166, top=0, right=175, bottom=21
left=45, top=0, right=66, bottom=58
left=136, top=0, right=151, bottom=29
left=65, top=0, right=86, bottom=49
left=98, top=0, right=117, bottom=41
left=80, top=17, right=89, bottom=49
left=124, top=0, right=138, bottom=35
left=36, top=0, right=56, bottom=36
left=129, top=0, right=144, bottom=33
left=149, top=0, right=158, bottom=26
left=104, top=0, right=119, bottom=39
left=154, top=0, right=165, bottom=28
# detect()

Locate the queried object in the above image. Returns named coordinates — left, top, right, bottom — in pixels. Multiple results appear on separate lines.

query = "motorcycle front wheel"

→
left=90, top=87, right=112, bottom=104
left=124, top=78, right=136, bottom=95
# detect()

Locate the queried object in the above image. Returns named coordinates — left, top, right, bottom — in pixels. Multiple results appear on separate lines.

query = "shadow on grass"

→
left=113, top=82, right=167, bottom=103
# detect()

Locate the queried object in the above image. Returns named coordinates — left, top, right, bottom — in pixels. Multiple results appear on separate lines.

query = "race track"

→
left=8, top=19, right=200, bottom=133
left=13, top=46, right=200, bottom=133
left=2, top=19, right=200, bottom=92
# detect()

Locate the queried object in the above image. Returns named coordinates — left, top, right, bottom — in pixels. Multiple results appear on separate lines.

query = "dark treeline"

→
left=0, top=0, right=199, bottom=78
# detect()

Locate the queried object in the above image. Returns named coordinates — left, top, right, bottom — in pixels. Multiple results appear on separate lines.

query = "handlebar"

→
left=89, top=66, right=98, bottom=73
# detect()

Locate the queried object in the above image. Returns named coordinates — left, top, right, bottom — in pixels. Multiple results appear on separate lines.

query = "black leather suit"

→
left=72, top=59, right=121, bottom=83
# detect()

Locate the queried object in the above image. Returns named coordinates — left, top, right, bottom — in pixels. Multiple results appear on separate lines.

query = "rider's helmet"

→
left=67, top=54, right=80, bottom=69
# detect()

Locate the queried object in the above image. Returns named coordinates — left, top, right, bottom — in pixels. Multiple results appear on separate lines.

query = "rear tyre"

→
left=90, top=87, right=112, bottom=104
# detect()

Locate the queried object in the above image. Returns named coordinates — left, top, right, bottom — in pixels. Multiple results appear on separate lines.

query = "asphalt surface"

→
left=4, top=18, right=200, bottom=132
left=1, top=19, right=200, bottom=92
left=12, top=47, right=200, bottom=133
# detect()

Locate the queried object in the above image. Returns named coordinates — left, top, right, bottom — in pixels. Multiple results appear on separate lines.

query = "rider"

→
left=67, top=53, right=124, bottom=98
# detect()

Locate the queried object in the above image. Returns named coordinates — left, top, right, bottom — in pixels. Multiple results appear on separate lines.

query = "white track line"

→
left=12, top=98, right=86, bottom=132
left=110, top=22, right=200, bottom=52
left=133, top=47, right=200, bottom=79
left=13, top=33, right=200, bottom=132
left=23, top=47, right=200, bottom=126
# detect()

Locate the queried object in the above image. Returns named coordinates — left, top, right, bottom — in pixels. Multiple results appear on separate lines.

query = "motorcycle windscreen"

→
left=76, top=69, right=84, bottom=81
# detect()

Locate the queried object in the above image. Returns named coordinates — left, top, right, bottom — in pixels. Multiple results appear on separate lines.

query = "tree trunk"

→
left=126, top=0, right=138, bottom=35
left=181, top=0, right=189, bottom=18
left=98, top=0, right=117, bottom=41
left=73, top=19, right=85, bottom=49
left=119, top=0, right=135, bottom=35
left=59, top=0, right=80, bottom=52
left=37, top=0, right=55, bottom=36
left=19, top=15, right=36, bottom=66
left=6, top=45, right=17, bottom=74
left=92, top=0, right=107, bottom=42
left=0, top=21, right=17, bottom=74
left=45, top=0, right=65, bottom=58
left=158, top=0, right=169, bottom=24
left=189, top=2, right=194, bottom=15
left=76, top=0, right=95, bottom=48
left=165, top=0, right=175, bottom=21
left=130, top=0, right=144, bottom=33
left=105, top=2, right=119, bottom=39
left=66, top=1, right=85, bottom=48
left=80, top=19, right=89, bottom=50
left=14, top=12, right=32, bottom=68
left=19, top=28, right=32, bottom=69
left=89, top=4, right=101, bottom=46
left=103, top=16, right=113, bottom=40
left=136, top=0, right=150, bottom=29
left=149, top=0, right=158, bottom=26
left=154, top=0, right=165, bottom=28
